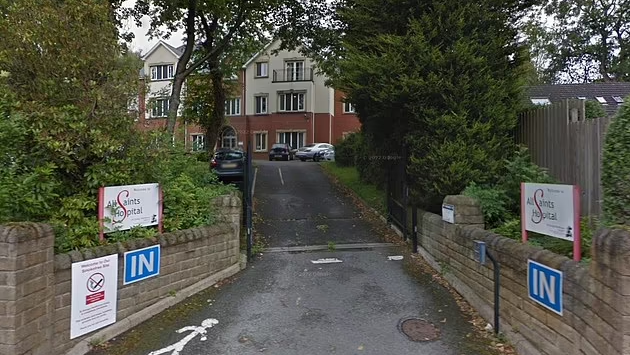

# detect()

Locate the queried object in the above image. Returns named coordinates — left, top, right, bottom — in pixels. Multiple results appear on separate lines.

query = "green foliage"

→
left=320, top=0, right=534, bottom=212
left=539, top=0, right=630, bottom=82
left=334, top=131, right=363, bottom=167
left=0, top=1, right=236, bottom=253
left=462, top=147, right=555, bottom=228
left=492, top=216, right=596, bottom=259
left=462, top=182, right=512, bottom=228
left=584, top=100, right=607, bottom=119
left=602, top=100, right=630, bottom=225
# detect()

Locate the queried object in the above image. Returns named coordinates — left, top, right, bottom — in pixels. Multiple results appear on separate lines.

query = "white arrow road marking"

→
left=147, top=318, right=218, bottom=355
left=311, top=258, right=343, bottom=264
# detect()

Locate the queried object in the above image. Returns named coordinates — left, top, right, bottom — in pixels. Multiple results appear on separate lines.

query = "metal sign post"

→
left=473, top=240, right=500, bottom=335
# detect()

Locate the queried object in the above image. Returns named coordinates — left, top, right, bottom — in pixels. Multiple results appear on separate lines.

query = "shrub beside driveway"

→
left=320, top=162, right=386, bottom=215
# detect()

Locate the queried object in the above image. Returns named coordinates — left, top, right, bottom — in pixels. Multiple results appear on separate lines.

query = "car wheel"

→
left=269, top=157, right=272, bottom=161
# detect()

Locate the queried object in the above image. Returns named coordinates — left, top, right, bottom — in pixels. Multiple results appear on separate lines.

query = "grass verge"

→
left=320, top=162, right=386, bottom=215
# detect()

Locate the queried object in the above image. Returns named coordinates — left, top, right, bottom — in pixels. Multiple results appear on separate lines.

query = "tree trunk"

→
left=166, top=73, right=185, bottom=135
left=205, top=61, right=226, bottom=162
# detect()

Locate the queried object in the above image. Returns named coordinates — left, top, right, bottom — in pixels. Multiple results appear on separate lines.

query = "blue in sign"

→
left=124, top=244, right=160, bottom=285
left=527, top=259, right=563, bottom=315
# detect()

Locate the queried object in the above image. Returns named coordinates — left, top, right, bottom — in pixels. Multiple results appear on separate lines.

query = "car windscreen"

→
left=215, top=151, right=243, bottom=160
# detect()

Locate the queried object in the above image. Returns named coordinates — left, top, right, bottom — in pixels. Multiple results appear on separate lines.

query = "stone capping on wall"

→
left=53, top=223, right=234, bottom=270
left=415, top=194, right=630, bottom=355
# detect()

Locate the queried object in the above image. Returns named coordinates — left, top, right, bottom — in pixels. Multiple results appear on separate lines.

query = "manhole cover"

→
left=399, top=318, right=440, bottom=342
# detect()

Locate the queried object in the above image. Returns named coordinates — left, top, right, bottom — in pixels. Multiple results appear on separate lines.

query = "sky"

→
left=121, top=0, right=185, bottom=55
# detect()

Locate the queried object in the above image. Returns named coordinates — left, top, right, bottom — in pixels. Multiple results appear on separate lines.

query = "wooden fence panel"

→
left=517, top=99, right=612, bottom=217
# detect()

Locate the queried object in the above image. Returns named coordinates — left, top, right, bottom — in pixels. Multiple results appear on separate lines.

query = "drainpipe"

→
left=329, top=113, right=332, bottom=144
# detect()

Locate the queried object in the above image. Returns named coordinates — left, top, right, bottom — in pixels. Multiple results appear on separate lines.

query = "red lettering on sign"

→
left=86, top=291, right=105, bottom=305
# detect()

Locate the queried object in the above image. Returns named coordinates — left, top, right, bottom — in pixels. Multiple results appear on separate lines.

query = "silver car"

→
left=296, top=143, right=335, bottom=161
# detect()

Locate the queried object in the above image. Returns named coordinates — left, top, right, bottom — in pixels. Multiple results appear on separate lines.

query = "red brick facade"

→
left=135, top=75, right=361, bottom=159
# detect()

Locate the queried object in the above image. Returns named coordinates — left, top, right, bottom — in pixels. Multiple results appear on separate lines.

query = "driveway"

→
left=90, top=160, right=494, bottom=355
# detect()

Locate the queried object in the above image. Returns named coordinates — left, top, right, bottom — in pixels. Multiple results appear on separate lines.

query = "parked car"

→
left=313, top=149, right=335, bottom=162
left=269, top=143, right=294, bottom=161
left=211, top=149, right=244, bottom=181
left=296, top=143, right=335, bottom=161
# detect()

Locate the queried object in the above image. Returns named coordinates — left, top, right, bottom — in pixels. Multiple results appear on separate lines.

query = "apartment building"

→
left=136, top=39, right=361, bottom=157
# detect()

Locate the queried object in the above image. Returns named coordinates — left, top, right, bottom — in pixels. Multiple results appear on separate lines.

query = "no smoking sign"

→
left=86, top=273, right=106, bottom=305
left=87, top=273, right=105, bottom=292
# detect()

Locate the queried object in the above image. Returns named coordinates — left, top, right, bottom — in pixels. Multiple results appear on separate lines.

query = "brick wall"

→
left=0, top=193, right=243, bottom=355
left=416, top=195, right=630, bottom=355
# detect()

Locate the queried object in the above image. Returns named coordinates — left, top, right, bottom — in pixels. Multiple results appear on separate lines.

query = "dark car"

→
left=269, top=143, right=294, bottom=161
left=211, top=149, right=244, bottom=181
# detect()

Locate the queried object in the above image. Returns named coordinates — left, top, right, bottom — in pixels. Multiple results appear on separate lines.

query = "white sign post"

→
left=442, top=204, right=455, bottom=224
left=98, top=183, right=163, bottom=240
left=521, top=183, right=581, bottom=261
left=70, top=254, right=119, bottom=339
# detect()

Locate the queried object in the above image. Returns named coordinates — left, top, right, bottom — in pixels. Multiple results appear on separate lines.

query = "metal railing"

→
left=272, top=68, right=314, bottom=82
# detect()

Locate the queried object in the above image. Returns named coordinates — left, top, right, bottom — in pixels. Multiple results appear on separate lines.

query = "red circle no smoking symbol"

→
left=87, top=273, right=105, bottom=293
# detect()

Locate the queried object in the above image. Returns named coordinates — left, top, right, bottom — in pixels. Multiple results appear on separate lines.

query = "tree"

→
left=312, top=0, right=537, bottom=212
left=585, top=99, right=607, bottom=119
left=540, top=0, right=630, bottom=83
left=0, top=0, right=147, bottom=215
left=602, top=99, right=630, bottom=225
left=134, top=0, right=335, bottom=143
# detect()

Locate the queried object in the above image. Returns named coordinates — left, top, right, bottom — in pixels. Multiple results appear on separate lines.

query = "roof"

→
left=141, top=40, right=185, bottom=60
left=526, top=83, right=630, bottom=116
left=242, top=39, right=280, bottom=69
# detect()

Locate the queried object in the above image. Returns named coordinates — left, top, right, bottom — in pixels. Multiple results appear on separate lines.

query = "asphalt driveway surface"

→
left=254, top=160, right=381, bottom=247
left=91, top=160, right=492, bottom=355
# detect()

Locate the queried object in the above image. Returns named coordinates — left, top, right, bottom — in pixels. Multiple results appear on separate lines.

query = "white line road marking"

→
left=148, top=318, right=218, bottom=355
left=311, top=258, right=343, bottom=264
left=278, top=167, right=285, bottom=185
left=387, top=256, right=404, bottom=261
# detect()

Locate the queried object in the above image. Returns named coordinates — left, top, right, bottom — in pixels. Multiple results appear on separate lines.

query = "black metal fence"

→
left=242, top=143, right=254, bottom=261
left=385, top=146, right=418, bottom=252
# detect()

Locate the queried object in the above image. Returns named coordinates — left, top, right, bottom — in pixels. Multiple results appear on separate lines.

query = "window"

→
left=596, top=96, right=608, bottom=104
left=530, top=98, right=551, bottom=105
left=255, top=95, right=268, bottom=114
left=279, top=92, right=305, bottom=112
left=150, top=64, right=174, bottom=80
left=255, top=132, right=268, bottom=151
left=343, top=102, right=355, bottom=113
left=151, top=98, right=169, bottom=117
left=577, top=96, right=586, bottom=100
left=277, top=131, right=305, bottom=149
left=225, top=98, right=241, bottom=116
left=220, top=127, right=237, bottom=149
left=613, top=96, right=624, bottom=103
left=255, top=62, right=268, bottom=78
left=286, top=61, right=305, bottom=81
left=191, top=134, right=206, bottom=151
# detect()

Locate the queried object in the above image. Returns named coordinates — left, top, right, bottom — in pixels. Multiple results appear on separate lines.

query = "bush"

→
left=493, top=216, right=595, bottom=260
left=334, top=131, right=363, bottom=167
left=585, top=100, right=607, bottom=120
left=462, top=182, right=512, bottom=228
left=602, top=100, right=630, bottom=225
left=461, top=146, right=556, bottom=228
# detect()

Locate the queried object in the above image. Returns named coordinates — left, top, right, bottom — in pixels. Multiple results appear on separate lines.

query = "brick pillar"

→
left=590, top=228, right=630, bottom=355
left=443, top=195, right=485, bottom=228
left=0, top=223, right=54, bottom=355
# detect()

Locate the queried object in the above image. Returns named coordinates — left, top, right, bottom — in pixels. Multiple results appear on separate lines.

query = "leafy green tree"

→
left=585, top=99, right=607, bottom=119
left=540, top=0, right=630, bottom=82
left=134, top=0, right=336, bottom=142
left=315, top=0, right=536, bottom=212
left=602, top=99, right=630, bottom=225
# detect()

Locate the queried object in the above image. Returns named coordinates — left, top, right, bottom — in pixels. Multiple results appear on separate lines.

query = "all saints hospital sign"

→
left=520, top=182, right=581, bottom=261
